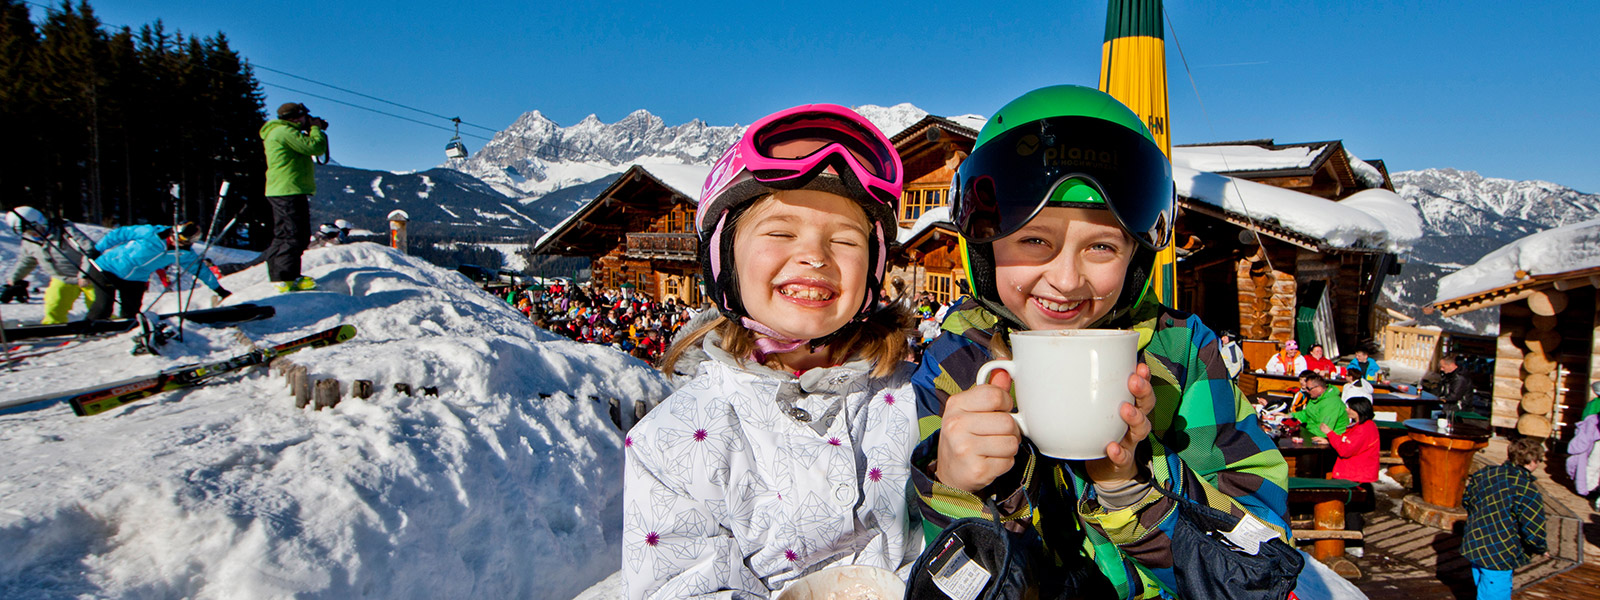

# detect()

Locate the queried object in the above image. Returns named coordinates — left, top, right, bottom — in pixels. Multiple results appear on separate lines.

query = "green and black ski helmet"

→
left=951, top=85, right=1175, bottom=329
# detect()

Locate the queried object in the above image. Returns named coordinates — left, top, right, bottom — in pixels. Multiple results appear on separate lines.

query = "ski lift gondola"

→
left=445, top=117, right=469, bottom=159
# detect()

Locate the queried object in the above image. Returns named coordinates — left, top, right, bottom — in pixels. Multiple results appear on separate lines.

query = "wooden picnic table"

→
left=1403, top=418, right=1491, bottom=508
left=1371, top=390, right=1441, bottom=421
left=1277, top=435, right=1337, bottom=478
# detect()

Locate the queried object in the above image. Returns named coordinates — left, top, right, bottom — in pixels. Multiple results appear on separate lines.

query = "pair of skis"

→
left=0, top=324, right=357, bottom=417
left=1, top=303, right=276, bottom=342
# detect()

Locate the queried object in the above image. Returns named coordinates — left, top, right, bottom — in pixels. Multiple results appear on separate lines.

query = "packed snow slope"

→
left=0, top=242, right=672, bottom=599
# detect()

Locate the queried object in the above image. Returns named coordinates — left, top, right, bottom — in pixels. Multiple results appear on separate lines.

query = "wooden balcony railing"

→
left=625, top=232, right=697, bottom=260
left=1379, top=325, right=1442, bottom=374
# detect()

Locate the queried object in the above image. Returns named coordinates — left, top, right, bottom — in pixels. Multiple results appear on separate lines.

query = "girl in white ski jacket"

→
left=622, top=104, right=923, bottom=599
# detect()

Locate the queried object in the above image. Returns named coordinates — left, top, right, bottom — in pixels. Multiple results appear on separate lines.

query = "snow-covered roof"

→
left=1433, top=218, right=1600, bottom=303
left=948, top=115, right=988, bottom=134
left=634, top=162, right=712, bottom=202
left=533, top=197, right=590, bottom=249
left=1175, top=166, right=1419, bottom=253
left=1173, top=144, right=1322, bottom=173
left=533, top=163, right=711, bottom=252
left=1337, top=188, right=1422, bottom=248
left=897, top=206, right=954, bottom=245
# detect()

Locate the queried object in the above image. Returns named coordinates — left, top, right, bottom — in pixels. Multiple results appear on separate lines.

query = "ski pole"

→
left=1, top=304, right=11, bottom=371
left=179, top=207, right=243, bottom=315
left=169, top=183, right=183, bottom=339
left=178, top=181, right=230, bottom=337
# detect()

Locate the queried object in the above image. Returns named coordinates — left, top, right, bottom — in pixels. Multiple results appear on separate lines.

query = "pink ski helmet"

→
left=697, top=104, right=904, bottom=323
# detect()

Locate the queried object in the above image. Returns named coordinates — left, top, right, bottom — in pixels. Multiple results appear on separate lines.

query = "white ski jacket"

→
left=622, top=332, right=923, bottom=599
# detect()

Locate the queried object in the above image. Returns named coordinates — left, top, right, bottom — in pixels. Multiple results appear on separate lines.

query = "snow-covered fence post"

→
left=388, top=210, right=410, bottom=254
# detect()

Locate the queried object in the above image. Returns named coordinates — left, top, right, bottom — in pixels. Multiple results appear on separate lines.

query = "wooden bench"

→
left=1288, top=477, right=1374, bottom=579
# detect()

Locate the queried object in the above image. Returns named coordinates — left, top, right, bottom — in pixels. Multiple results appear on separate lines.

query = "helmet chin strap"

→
left=740, top=317, right=807, bottom=361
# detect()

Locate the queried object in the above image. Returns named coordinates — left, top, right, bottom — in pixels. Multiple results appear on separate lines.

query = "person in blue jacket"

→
left=82, top=222, right=230, bottom=321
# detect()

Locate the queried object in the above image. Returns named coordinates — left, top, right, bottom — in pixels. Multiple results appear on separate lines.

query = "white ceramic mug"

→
left=975, top=329, right=1140, bottom=460
left=774, top=565, right=905, bottom=600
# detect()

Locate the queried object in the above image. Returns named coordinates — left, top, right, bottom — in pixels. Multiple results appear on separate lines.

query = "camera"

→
left=299, top=115, right=329, bottom=131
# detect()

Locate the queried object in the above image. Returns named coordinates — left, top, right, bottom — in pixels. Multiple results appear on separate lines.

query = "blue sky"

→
left=64, top=1, right=1600, bottom=193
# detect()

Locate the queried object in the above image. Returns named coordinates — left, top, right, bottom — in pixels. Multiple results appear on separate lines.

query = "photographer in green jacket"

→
left=260, top=102, right=328, bottom=294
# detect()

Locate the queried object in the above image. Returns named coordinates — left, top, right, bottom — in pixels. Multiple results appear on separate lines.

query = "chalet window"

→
left=667, top=208, right=686, bottom=233
left=664, top=276, right=680, bottom=300
left=926, top=272, right=952, bottom=304
left=901, top=187, right=950, bottom=223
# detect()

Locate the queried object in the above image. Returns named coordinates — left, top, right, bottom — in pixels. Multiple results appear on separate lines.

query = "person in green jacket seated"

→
left=1292, top=371, right=1347, bottom=442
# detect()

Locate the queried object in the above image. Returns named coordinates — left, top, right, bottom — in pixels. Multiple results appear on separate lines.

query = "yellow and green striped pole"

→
left=1100, top=0, right=1178, bottom=308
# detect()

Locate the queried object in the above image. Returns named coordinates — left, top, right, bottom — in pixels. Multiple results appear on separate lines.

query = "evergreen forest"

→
left=0, top=0, right=271, bottom=247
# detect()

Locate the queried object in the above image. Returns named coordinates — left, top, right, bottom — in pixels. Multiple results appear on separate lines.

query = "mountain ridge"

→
left=1386, top=168, right=1600, bottom=334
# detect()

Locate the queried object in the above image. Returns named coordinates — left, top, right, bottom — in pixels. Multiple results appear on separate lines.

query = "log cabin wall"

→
left=1492, top=307, right=1524, bottom=430
left=1235, top=242, right=1299, bottom=343
left=1495, top=285, right=1596, bottom=439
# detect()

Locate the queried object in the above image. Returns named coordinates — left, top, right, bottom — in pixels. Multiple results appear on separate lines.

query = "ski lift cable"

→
left=1162, top=6, right=1276, bottom=273
left=254, top=64, right=501, bottom=134
left=260, top=81, right=495, bottom=142
left=261, top=81, right=612, bottom=163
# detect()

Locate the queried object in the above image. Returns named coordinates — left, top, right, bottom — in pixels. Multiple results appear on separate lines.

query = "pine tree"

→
left=0, top=0, right=42, bottom=213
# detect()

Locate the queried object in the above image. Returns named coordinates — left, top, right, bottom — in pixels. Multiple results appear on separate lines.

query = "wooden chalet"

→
left=530, top=164, right=710, bottom=305
left=886, top=115, right=981, bottom=304
left=1169, top=141, right=1405, bottom=362
left=1431, top=230, right=1600, bottom=439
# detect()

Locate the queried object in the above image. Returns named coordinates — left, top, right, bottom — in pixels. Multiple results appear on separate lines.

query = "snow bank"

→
left=1175, top=166, right=1419, bottom=253
left=0, top=242, right=672, bottom=599
left=1434, top=218, right=1600, bottom=303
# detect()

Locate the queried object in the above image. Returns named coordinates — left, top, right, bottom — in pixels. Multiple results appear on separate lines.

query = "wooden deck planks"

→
left=1515, top=563, right=1600, bottom=599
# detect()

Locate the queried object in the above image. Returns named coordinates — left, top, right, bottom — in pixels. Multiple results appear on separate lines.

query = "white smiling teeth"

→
left=779, top=285, right=834, bottom=301
left=1037, top=298, right=1084, bottom=313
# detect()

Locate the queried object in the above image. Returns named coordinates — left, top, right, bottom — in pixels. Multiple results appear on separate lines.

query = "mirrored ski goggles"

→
left=951, top=116, right=1175, bottom=250
left=736, top=105, right=903, bottom=205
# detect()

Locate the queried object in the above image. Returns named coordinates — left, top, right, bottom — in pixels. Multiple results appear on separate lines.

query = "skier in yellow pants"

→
left=5, top=206, right=98, bottom=324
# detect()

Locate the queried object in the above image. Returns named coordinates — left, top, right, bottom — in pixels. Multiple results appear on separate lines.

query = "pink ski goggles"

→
left=698, top=104, right=903, bottom=230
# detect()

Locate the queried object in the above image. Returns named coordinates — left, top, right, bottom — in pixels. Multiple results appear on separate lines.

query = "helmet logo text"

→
left=1042, top=146, right=1118, bottom=169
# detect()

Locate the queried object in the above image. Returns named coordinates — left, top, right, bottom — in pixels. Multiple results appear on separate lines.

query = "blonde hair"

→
left=659, top=307, right=914, bottom=379
left=661, top=191, right=911, bottom=378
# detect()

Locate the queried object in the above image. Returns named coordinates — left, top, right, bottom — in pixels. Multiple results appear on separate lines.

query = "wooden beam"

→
left=1439, top=288, right=1537, bottom=317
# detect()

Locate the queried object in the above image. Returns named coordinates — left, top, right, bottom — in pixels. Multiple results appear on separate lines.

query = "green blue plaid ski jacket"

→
left=1461, top=463, right=1547, bottom=571
left=909, top=297, right=1290, bottom=598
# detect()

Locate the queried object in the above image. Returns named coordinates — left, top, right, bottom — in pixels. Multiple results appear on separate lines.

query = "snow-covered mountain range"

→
left=1387, top=168, right=1600, bottom=334
left=448, top=104, right=938, bottom=200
